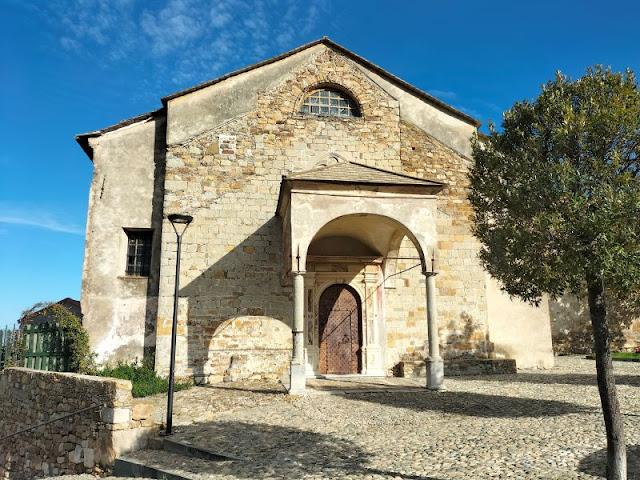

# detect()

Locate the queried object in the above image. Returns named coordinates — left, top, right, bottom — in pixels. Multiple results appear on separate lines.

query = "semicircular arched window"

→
left=300, top=88, right=360, bottom=117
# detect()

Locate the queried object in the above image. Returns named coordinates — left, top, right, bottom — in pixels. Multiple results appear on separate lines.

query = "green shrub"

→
left=96, top=361, right=192, bottom=398
left=48, top=305, right=95, bottom=373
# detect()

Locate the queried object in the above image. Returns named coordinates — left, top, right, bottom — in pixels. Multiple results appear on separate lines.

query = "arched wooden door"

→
left=318, top=284, right=362, bottom=374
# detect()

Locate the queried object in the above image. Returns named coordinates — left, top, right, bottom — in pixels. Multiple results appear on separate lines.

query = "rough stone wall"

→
left=0, top=368, right=156, bottom=479
left=550, top=295, right=640, bottom=354
left=399, top=120, right=491, bottom=359
left=383, top=237, right=429, bottom=373
left=155, top=47, right=411, bottom=381
left=195, top=317, right=291, bottom=384
left=153, top=45, right=499, bottom=380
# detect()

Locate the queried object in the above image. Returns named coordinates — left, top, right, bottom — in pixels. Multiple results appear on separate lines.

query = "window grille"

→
left=301, top=89, right=359, bottom=117
left=126, top=231, right=152, bottom=276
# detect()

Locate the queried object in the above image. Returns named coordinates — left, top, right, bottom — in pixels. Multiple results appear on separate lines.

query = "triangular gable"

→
left=76, top=37, right=479, bottom=160
left=286, top=161, right=443, bottom=187
left=161, top=37, right=480, bottom=128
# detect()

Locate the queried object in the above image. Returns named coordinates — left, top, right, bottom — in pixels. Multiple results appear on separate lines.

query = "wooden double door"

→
left=318, top=284, right=362, bottom=374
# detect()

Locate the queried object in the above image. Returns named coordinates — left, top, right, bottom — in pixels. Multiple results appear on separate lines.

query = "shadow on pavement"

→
left=578, top=444, right=640, bottom=479
left=173, top=420, right=443, bottom=479
left=346, top=390, right=597, bottom=418
left=454, top=373, right=640, bottom=387
left=205, top=382, right=289, bottom=395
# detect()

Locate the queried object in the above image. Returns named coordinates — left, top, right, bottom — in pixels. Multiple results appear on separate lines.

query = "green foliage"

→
left=19, top=301, right=53, bottom=323
left=1, top=327, right=25, bottom=369
left=470, top=66, right=640, bottom=304
left=48, top=304, right=96, bottom=373
left=96, top=361, right=192, bottom=398
left=612, top=352, right=640, bottom=359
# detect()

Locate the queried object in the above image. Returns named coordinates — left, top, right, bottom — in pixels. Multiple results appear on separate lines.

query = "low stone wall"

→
left=399, top=358, right=517, bottom=377
left=550, top=294, right=640, bottom=354
left=0, top=368, right=157, bottom=480
left=177, top=317, right=292, bottom=385
left=445, top=358, right=516, bottom=376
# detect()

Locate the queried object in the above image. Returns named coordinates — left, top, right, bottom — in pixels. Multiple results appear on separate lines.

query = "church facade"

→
left=76, top=38, right=554, bottom=391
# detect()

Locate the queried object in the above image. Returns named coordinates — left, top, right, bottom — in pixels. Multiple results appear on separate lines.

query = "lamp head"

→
left=168, top=214, right=193, bottom=225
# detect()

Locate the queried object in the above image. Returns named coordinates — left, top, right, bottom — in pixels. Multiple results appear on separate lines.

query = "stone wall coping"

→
left=5, top=367, right=132, bottom=391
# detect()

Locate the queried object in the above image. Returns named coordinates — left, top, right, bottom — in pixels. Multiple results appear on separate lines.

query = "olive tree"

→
left=469, top=66, right=640, bottom=480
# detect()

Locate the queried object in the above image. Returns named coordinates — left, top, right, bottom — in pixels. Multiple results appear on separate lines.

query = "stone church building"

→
left=76, top=38, right=555, bottom=392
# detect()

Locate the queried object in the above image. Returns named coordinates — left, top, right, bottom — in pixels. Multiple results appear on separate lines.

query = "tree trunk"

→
left=587, top=271, right=627, bottom=480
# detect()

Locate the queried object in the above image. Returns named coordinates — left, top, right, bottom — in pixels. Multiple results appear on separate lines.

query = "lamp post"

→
left=166, top=213, right=193, bottom=435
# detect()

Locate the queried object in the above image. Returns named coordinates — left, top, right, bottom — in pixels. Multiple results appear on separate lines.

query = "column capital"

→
left=422, top=270, right=438, bottom=277
left=362, top=272, right=379, bottom=285
left=292, top=270, right=306, bottom=276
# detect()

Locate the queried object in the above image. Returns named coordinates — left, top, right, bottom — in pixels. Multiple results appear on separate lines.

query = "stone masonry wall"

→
left=550, top=295, right=640, bottom=354
left=400, top=120, right=491, bottom=359
left=384, top=237, right=429, bottom=373
left=155, top=45, right=489, bottom=380
left=0, top=368, right=156, bottom=479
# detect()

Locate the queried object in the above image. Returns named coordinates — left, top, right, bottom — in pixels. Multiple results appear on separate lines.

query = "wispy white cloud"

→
left=475, top=99, right=504, bottom=113
left=455, top=105, right=484, bottom=120
left=60, top=37, right=81, bottom=52
left=428, top=89, right=458, bottom=100
left=26, top=0, right=331, bottom=96
left=0, top=204, right=84, bottom=235
left=141, top=0, right=205, bottom=56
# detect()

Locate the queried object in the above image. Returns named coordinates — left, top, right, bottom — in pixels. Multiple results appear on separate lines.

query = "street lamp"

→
left=165, top=213, right=193, bottom=435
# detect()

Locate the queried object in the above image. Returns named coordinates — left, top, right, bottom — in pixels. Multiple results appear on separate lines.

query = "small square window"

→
left=125, top=230, right=153, bottom=276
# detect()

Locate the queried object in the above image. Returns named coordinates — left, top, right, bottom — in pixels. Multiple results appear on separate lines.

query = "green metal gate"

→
left=0, top=323, right=70, bottom=372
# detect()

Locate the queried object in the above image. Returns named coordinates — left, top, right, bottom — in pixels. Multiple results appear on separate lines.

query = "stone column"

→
left=424, top=271, right=444, bottom=390
left=303, top=272, right=317, bottom=376
left=361, top=266, right=384, bottom=376
left=289, top=270, right=306, bottom=394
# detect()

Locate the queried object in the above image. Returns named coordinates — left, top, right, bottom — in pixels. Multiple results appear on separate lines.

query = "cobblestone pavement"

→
left=74, top=357, right=640, bottom=479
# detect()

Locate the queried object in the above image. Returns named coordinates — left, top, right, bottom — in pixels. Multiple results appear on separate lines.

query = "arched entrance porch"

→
left=276, top=161, right=445, bottom=393
left=302, top=213, right=421, bottom=378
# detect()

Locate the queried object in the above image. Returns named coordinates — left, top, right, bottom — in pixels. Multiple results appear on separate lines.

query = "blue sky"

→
left=1, top=0, right=639, bottom=328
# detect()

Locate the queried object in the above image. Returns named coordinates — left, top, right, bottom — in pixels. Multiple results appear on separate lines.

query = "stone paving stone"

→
left=52, top=357, right=640, bottom=479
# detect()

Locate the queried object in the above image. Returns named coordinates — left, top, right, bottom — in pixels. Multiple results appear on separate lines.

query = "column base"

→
left=426, top=357, right=444, bottom=391
left=288, top=363, right=306, bottom=395
left=361, top=345, right=385, bottom=377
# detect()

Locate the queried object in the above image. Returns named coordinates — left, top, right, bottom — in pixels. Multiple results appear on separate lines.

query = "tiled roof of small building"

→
left=286, top=161, right=443, bottom=187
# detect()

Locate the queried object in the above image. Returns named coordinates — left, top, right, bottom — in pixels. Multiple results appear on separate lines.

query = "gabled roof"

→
left=286, top=161, right=444, bottom=187
left=75, top=109, right=163, bottom=160
left=19, top=298, right=82, bottom=326
left=276, top=161, right=444, bottom=216
left=161, top=37, right=480, bottom=127
left=76, top=37, right=480, bottom=160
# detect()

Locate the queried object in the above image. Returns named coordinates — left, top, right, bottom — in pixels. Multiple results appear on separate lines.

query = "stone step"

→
left=114, top=436, right=246, bottom=479
left=163, top=437, right=246, bottom=462
left=114, top=449, right=235, bottom=480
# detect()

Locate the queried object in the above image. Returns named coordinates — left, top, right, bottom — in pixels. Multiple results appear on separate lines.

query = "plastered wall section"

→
left=82, top=115, right=165, bottom=365
left=485, top=275, right=555, bottom=368
left=0, top=368, right=156, bottom=479
left=355, top=64, right=478, bottom=158
left=156, top=46, right=486, bottom=380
